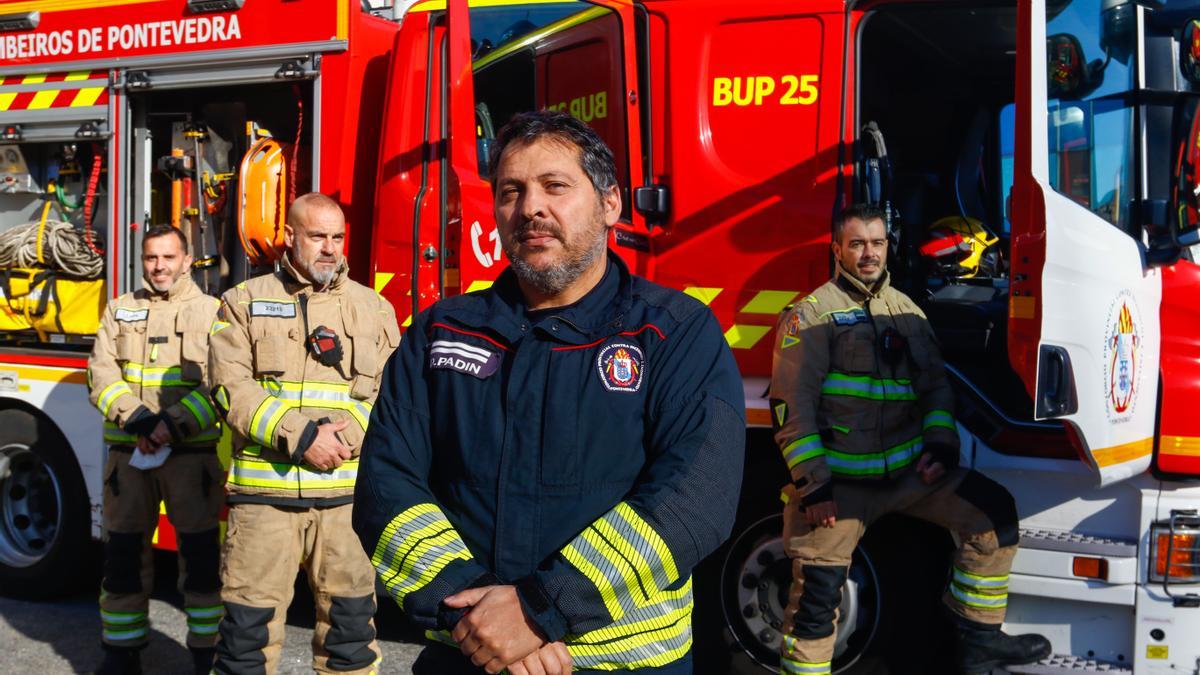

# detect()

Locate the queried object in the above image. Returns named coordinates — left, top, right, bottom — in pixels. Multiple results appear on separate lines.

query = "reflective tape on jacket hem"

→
left=825, top=437, right=922, bottom=476
left=423, top=579, right=693, bottom=671
left=228, top=455, right=358, bottom=490
left=781, top=658, right=832, bottom=675
left=102, top=626, right=148, bottom=641
left=103, top=421, right=221, bottom=445
left=821, top=372, right=916, bottom=400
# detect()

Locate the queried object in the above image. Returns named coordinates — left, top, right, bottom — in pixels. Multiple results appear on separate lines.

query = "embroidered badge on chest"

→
left=429, top=340, right=500, bottom=379
left=597, top=342, right=645, bottom=393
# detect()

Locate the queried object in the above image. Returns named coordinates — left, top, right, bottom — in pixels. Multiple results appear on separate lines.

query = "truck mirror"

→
left=1047, top=33, right=1104, bottom=100
left=1181, top=19, right=1200, bottom=85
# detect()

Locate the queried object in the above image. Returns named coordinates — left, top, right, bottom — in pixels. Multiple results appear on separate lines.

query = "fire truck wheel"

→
left=697, top=513, right=886, bottom=674
left=0, top=407, right=94, bottom=598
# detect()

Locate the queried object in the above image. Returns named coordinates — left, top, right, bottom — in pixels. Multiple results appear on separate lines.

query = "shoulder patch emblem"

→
left=429, top=340, right=500, bottom=379
left=831, top=308, right=868, bottom=326
left=114, top=308, right=148, bottom=322
left=597, top=342, right=644, bottom=393
left=249, top=300, right=297, bottom=318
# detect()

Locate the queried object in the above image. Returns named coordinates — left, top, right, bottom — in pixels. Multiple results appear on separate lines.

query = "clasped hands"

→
left=444, top=585, right=572, bottom=675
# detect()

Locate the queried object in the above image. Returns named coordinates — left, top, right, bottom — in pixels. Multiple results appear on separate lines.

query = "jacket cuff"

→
left=923, top=441, right=960, bottom=470
left=122, top=406, right=159, bottom=436
left=160, top=409, right=185, bottom=444
left=436, top=571, right=502, bottom=630
left=798, top=481, right=834, bottom=507
left=289, top=420, right=320, bottom=464
left=515, top=574, right=568, bottom=643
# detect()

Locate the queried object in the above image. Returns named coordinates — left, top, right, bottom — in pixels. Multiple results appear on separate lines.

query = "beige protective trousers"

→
left=214, top=502, right=380, bottom=674
left=779, top=468, right=1019, bottom=675
left=100, top=449, right=225, bottom=649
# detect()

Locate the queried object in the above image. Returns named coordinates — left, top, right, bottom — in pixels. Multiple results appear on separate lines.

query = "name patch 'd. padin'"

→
left=429, top=340, right=500, bottom=379
left=597, top=342, right=645, bottom=393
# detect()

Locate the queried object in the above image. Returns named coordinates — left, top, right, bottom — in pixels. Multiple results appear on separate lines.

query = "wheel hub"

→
left=0, top=442, right=63, bottom=568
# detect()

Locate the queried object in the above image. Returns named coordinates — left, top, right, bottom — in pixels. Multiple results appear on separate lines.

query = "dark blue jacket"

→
left=353, top=253, right=745, bottom=670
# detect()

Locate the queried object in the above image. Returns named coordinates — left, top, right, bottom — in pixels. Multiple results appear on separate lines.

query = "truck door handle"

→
left=1036, top=344, right=1078, bottom=418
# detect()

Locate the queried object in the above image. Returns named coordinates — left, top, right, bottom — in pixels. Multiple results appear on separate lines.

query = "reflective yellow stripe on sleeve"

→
left=96, top=381, right=134, bottom=416
left=561, top=502, right=678, bottom=623
left=371, top=503, right=473, bottom=609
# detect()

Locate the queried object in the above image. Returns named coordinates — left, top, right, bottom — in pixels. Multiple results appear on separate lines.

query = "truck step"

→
left=1005, top=654, right=1132, bottom=673
left=1019, top=528, right=1137, bottom=557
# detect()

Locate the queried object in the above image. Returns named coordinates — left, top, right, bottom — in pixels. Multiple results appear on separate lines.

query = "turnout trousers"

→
left=100, top=448, right=225, bottom=649
left=779, top=468, right=1019, bottom=675
left=213, top=502, right=380, bottom=674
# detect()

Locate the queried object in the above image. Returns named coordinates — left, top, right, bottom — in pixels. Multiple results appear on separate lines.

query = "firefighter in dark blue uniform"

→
left=353, top=111, right=745, bottom=674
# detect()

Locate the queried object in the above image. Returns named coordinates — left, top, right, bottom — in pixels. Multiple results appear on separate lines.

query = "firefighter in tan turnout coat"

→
left=208, top=193, right=399, bottom=674
left=88, top=224, right=224, bottom=675
left=770, top=206, right=1051, bottom=675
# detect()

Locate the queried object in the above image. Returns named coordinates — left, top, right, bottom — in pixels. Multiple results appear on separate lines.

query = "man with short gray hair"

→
left=209, top=193, right=399, bottom=674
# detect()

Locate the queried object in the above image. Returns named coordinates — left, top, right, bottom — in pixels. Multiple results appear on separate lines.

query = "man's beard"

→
left=294, top=248, right=339, bottom=287
left=504, top=211, right=608, bottom=296
left=146, top=271, right=180, bottom=293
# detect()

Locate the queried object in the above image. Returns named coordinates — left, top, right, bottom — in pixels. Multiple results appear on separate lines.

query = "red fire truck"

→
left=0, top=0, right=1198, bottom=672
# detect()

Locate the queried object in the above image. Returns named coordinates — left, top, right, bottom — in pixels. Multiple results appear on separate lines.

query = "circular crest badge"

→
left=597, top=342, right=645, bottom=393
left=1102, top=290, right=1143, bottom=422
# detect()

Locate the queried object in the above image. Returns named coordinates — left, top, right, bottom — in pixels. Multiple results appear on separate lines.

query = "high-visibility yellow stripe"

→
left=21, top=74, right=46, bottom=85
left=0, top=93, right=17, bottom=111
left=740, top=290, right=798, bottom=315
left=64, top=71, right=92, bottom=82
left=373, top=272, right=395, bottom=294
left=28, top=90, right=59, bottom=110
left=682, top=287, right=722, bottom=306
left=724, top=324, right=771, bottom=349
left=70, top=87, right=105, bottom=108
left=465, top=280, right=493, bottom=293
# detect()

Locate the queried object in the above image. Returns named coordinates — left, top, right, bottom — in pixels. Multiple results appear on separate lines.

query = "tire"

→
left=0, top=407, right=94, bottom=598
left=697, top=511, right=957, bottom=675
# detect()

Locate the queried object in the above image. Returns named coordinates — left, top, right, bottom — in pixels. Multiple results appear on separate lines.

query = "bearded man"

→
left=209, top=193, right=399, bottom=674
left=353, top=110, right=746, bottom=675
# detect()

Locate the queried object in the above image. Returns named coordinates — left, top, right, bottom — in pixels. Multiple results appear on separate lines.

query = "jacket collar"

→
left=453, top=250, right=634, bottom=346
left=280, top=252, right=348, bottom=295
left=834, top=262, right=891, bottom=300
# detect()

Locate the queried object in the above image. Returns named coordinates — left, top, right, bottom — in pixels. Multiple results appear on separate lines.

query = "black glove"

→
left=122, top=406, right=162, bottom=438
left=923, top=441, right=960, bottom=470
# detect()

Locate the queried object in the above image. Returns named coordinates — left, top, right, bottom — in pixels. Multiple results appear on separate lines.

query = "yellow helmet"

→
left=919, top=216, right=1000, bottom=278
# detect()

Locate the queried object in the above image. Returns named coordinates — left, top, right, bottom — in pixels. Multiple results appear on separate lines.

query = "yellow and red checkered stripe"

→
left=0, top=70, right=109, bottom=112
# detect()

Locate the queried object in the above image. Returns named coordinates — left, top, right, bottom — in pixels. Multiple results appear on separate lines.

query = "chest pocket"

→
left=250, top=319, right=292, bottom=376
left=177, top=310, right=212, bottom=382
left=343, top=301, right=398, bottom=400
left=831, top=324, right=876, bottom=374
left=114, top=308, right=148, bottom=363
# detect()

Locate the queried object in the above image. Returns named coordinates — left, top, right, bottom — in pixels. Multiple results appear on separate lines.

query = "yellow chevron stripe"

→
left=740, top=290, right=799, bottom=315
left=28, top=90, right=59, bottom=110
left=682, top=287, right=722, bottom=305
left=71, top=87, right=105, bottom=107
left=466, top=280, right=493, bottom=293
left=64, top=71, right=92, bottom=82
left=374, top=272, right=395, bottom=293
left=724, top=324, right=771, bottom=349
left=0, top=93, right=16, bottom=112
left=21, top=74, right=46, bottom=85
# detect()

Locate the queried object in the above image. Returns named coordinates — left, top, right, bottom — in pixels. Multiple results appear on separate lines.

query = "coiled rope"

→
left=0, top=215, right=104, bottom=279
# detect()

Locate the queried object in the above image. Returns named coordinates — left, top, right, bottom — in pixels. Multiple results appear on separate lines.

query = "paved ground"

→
left=0, top=551, right=423, bottom=674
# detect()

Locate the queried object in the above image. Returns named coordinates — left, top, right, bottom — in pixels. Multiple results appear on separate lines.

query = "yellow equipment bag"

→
left=0, top=267, right=105, bottom=337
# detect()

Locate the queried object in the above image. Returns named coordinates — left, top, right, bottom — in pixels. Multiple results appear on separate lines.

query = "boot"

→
left=955, top=622, right=1052, bottom=674
left=94, top=645, right=143, bottom=675
left=190, top=646, right=216, bottom=675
